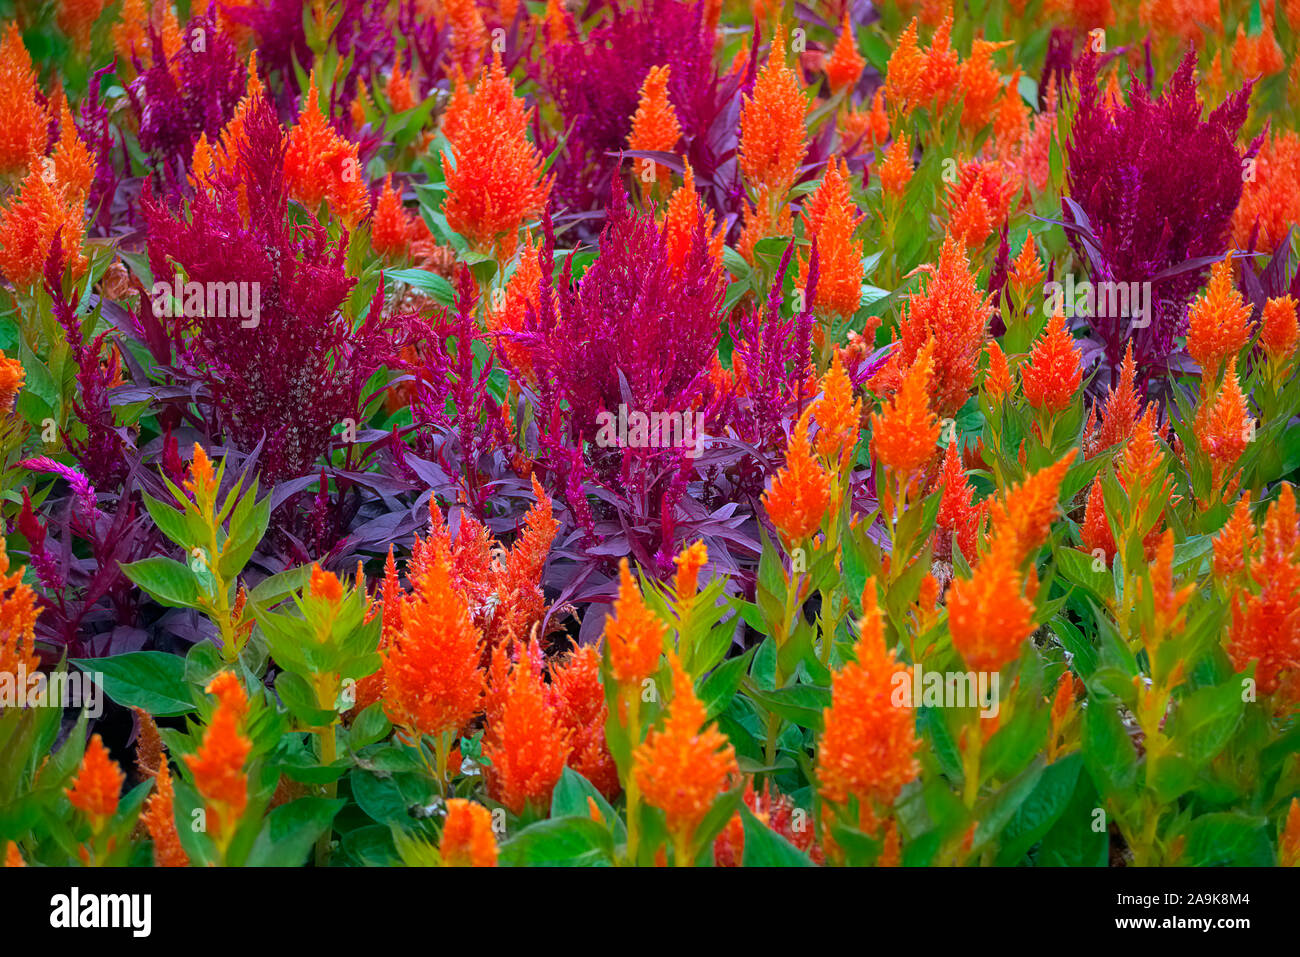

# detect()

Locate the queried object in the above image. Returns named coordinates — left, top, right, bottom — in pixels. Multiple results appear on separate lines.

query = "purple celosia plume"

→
left=1062, top=47, right=1261, bottom=395
left=140, top=94, right=396, bottom=483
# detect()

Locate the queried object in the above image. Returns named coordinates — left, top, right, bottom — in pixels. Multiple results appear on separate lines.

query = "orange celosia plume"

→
left=485, top=639, right=572, bottom=814
left=764, top=407, right=832, bottom=544
left=184, top=672, right=251, bottom=847
left=825, top=11, right=865, bottom=95
left=1186, top=257, right=1251, bottom=376
left=739, top=26, right=808, bottom=193
left=604, top=559, right=668, bottom=687
left=140, top=761, right=190, bottom=867
left=67, top=734, right=125, bottom=829
left=632, top=650, right=738, bottom=856
left=1021, top=308, right=1083, bottom=416
left=628, top=64, right=682, bottom=188
left=441, top=52, right=551, bottom=258
left=284, top=73, right=372, bottom=229
left=871, top=339, right=941, bottom=482
left=439, top=799, right=498, bottom=866
left=0, top=24, right=49, bottom=178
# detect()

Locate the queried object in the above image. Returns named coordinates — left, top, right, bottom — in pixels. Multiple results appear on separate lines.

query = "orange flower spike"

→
left=661, top=163, right=724, bottom=275
left=439, top=799, right=498, bottom=866
left=800, top=168, right=866, bottom=321
left=1281, top=798, right=1300, bottom=867
left=738, top=25, right=808, bottom=193
left=825, top=10, right=865, bottom=95
left=948, top=537, right=1037, bottom=673
left=737, top=185, right=793, bottom=265
left=993, top=69, right=1030, bottom=152
left=141, top=761, right=190, bottom=867
left=764, top=407, right=832, bottom=545
left=801, top=158, right=855, bottom=240
left=632, top=650, right=739, bottom=859
left=57, top=0, right=107, bottom=52
left=441, top=52, right=551, bottom=259
left=372, top=175, right=411, bottom=259
left=3, top=842, right=22, bottom=867
left=605, top=559, right=668, bottom=687
left=184, top=442, right=218, bottom=504
left=381, top=551, right=485, bottom=739
left=958, top=39, right=1013, bottom=135
left=386, top=59, right=418, bottom=113
left=284, top=72, right=371, bottom=228
left=1021, top=307, right=1083, bottom=416
left=919, top=15, right=960, bottom=114
left=1261, top=295, right=1299, bottom=365
left=673, top=540, right=709, bottom=602
left=0, top=24, right=49, bottom=179
left=1085, top=343, right=1143, bottom=455
left=871, top=339, right=941, bottom=482
left=1212, top=495, right=1254, bottom=584
left=627, top=64, right=682, bottom=187
left=185, top=672, right=252, bottom=847
left=1186, top=257, right=1252, bottom=376
left=1196, top=358, right=1252, bottom=492
left=883, top=17, right=924, bottom=115
left=817, top=578, right=920, bottom=824
left=1149, top=528, right=1193, bottom=642
left=1008, top=235, right=1044, bottom=299
left=990, top=450, right=1077, bottom=564
left=878, top=133, right=913, bottom=199
left=487, top=232, right=544, bottom=380
left=51, top=98, right=95, bottom=205
left=550, top=644, right=620, bottom=799
left=813, top=350, right=863, bottom=468
left=984, top=340, right=1012, bottom=404
left=0, top=168, right=88, bottom=288
left=0, top=536, right=40, bottom=679
left=67, top=734, right=125, bottom=831
left=485, top=640, right=572, bottom=815
left=1080, top=473, right=1116, bottom=564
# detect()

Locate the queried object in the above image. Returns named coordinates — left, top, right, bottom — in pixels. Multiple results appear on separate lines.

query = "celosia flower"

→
left=812, top=350, right=863, bottom=468
left=818, top=580, right=919, bottom=832
left=57, top=0, right=108, bottom=51
left=739, top=26, right=808, bottom=193
left=738, top=185, right=793, bottom=264
left=895, top=232, right=993, bottom=418
left=67, top=734, right=124, bottom=830
left=713, top=778, right=824, bottom=866
left=185, top=672, right=251, bottom=848
left=1233, top=130, right=1300, bottom=251
left=958, top=39, right=1012, bottom=135
left=386, top=58, right=418, bottom=113
left=1080, top=473, right=1116, bottom=564
left=1231, top=19, right=1285, bottom=80
left=441, top=52, right=551, bottom=258
left=632, top=650, right=738, bottom=857
left=825, top=11, right=864, bottom=95
left=439, top=799, right=498, bottom=866
left=660, top=163, right=724, bottom=275
left=113, top=0, right=183, bottom=71
left=1194, top=357, right=1252, bottom=493
left=627, top=64, right=682, bottom=188
left=984, top=340, right=1012, bottom=404
left=0, top=167, right=88, bottom=289
left=604, top=559, right=668, bottom=687
left=3, top=842, right=21, bottom=867
left=673, top=540, right=709, bottom=602
left=764, top=407, right=832, bottom=544
left=141, top=760, right=189, bottom=867
left=1083, top=343, right=1143, bottom=456
left=487, top=232, right=543, bottom=380
left=799, top=161, right=865, bottom=322
left=871, top=339, right=941, bottom=482
left=485, top=639, right=572, bottom=814
left=284, top=73, right=371, bottom=228
left=0, top=350, right=23, bottom=417
left=1186, top=257, right=1251, bottom=376
left=918, top=15, right=959, bottom=114
left=948, top=535, right=1037, bottom=674
left=382, top=547, right=485, bottom=739
left=1282, top=798, right=1300, bottom=867
left=550, top=644, right=620, bottom=800
left=0, top=24, right=48, bottom=178
left=1260, top=295, right=1299, bottom=364
left=985, top=451, right=1076, bottom=566
left=0, top=536, right=40, bottom=680
left=884, top=17, right=924, bottom=114
left=1021, top=308, right=1083, bottom=416
left=944, top=160, right=1018, bottom=250
left=879, top=133, right=912, bottom=199
left=444, top=0, right=488, bottom=76
left=1213, top=495, right=1254, bottom=585
left=1226, top=484, right=1300, bottom=707
left=934, top=439, right=985, bottom=562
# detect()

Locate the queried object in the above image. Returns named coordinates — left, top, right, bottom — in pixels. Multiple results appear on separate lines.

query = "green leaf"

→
left=70, top=651, right=195, bottom=717
left=498, top=817, right=614, bottom=867
left=383, top=268, right=455, bottom=306
left=118, top=556, right=199, bottom=609
left=1181, top=813, right=1273, bottom=866
left=698, top=648, right=755, bottom=720
left=740, top=805, right=814, bottom=866
left=550, top=767, right=626, bottom=841
left=246, top=798, right=345, bottom=866
left=995, top=754, right=1082, bottom=865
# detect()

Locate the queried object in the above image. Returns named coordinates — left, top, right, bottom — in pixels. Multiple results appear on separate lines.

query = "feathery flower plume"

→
left=1021, top=307, right=1083, bottom=416
left=1232, top=130, right=1300, bottom=251
left=604, top=559, right=668, bottom=687
left=825, top=11, right=865, bottom=95
left=764, top=407, right=832, bottom=545
left=632, top=650, right=738, bottom=861
left=57, top=0, right=108, bottom=51
left=948, top=535, right=1037, bottom=674
left=284, top=72, right=371, bottom=228
left=739, top=26, right=808, bottom=193
left=660, top=164, right=724, bottom=275
left=1261, top=295, right=1299, bottom=364
left=627, top=65, right=681, bottom=188
left=441, top=52, right=551, bottom=258
left=935, top=439, right=985, bottom=561
left=1282, top=798, right=1300, bottom=867
left=884, top=18, right=924, bottom=114
left=141, top=760, right=190, bottom=867
left=185, top=672, right=251, bottom=851
left=1080, top=473, right=1116, bottom=564
left=0, top=24, right=48, bottom=178
left=67, top=734, right=124, bottom=831
left=895, top=233, right=993, bottom=418
left=382, top=547, right=485, bottom=740
left=439, top=799, right=498, bottom=866
left=958, top=39, right=1012, bottom=135
left=812, top=351, right=863, bottom=469
left=985, top=451, right=1076, bottom=566
left=1194, top=358, right=1252, bottom=494
left=550, top=644, right=620, bottom=799
left=984, top=340, right=1012, bottom=404
left=0, top=167, right=88, bottom=288
left=0, top=536, right=40, bottom=679
left=918, top=15, right=959, bottom=114
left=485, top=639, right=571, bottom=814
left=1083, top=343, right=1143, bottom=456
left=879, top=133, right=913, bottom=199
left=1186, top=257, right=1251, bottom=377
left=799, top=161, right=865, bottom=322
left=871, top=339, right=941, bottom=482
left=818, top=580, right=919, bottom=834
left=3, top=842, right=21, bottom=867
